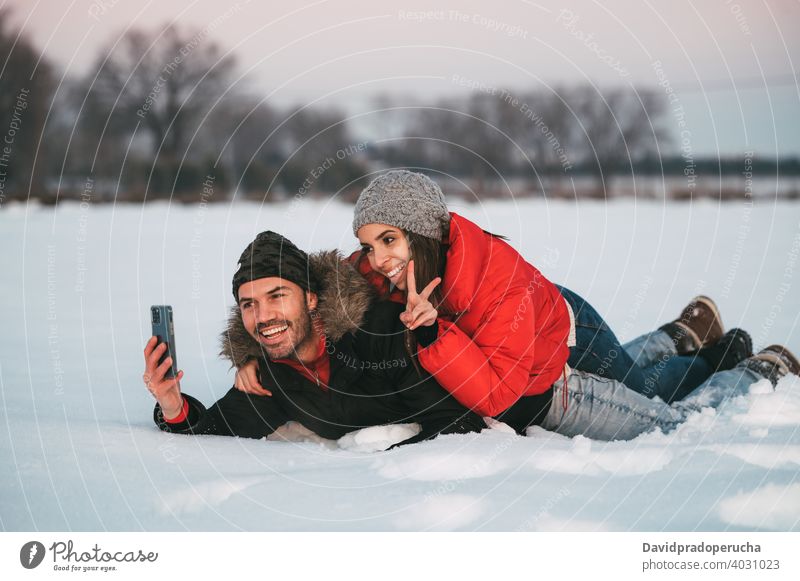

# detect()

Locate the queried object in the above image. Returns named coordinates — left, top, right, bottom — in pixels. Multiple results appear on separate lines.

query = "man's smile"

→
left=258, top=323, right=290, bottom=344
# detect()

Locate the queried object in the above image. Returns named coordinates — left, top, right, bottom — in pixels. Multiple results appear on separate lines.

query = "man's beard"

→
left=254, top=307, right=314, bottom=360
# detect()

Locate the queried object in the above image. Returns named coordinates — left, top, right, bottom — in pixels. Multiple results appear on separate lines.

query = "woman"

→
left=346, top=170, right=754, bottom=420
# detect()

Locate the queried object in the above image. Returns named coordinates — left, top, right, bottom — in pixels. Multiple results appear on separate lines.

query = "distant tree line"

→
left=1, top=11, right=797, bottom=206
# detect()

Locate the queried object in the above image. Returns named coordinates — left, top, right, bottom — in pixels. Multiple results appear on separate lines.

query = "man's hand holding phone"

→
left=143, top=336, right=185, bottom=420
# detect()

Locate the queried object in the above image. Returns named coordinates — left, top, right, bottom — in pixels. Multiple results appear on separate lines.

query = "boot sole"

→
left=760, top=345, right=800, bottom=376
left=751, top=352, right=791, bottom=377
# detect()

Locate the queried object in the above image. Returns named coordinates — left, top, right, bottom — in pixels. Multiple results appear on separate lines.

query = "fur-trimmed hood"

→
left=219, top=250, right=375, bottom=367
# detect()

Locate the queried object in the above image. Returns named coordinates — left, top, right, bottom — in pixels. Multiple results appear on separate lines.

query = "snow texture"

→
left=2, top=199, right=799, bottom=531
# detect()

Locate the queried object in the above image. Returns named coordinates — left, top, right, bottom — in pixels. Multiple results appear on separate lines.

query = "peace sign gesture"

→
left=399, top=259, right=442, bottom=330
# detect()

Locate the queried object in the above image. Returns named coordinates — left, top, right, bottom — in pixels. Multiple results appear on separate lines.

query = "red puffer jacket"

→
left=349, top=212, right=571, bottom=416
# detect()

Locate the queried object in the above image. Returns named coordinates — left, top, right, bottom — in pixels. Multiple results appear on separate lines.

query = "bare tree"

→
left=77, top=24, right=236, bottom=196
left=277, top=106, right=367, bottom=197
left=0, top=8, right=55, bottom=203
left=401, top=94, right=516, bottom=193
left=563, top=86, right=668, bottom=195
left=502, top=89, right=573, bottom=174
left=366, top=85, right=669, bottom=199
left=217, top=100, right=283, bottom=197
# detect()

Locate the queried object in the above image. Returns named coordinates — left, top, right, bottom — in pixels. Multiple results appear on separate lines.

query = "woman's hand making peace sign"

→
left=399, top=259, right=442, bottom=330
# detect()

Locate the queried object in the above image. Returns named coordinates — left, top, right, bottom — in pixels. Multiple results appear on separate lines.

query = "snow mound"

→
left=525, top=435, right=674, bottom=476
left=711, top=444, right=800, bottom=469
left=718, top=483, right=800, bottom=529
left=337, top=424, right=421, bottom=453
left=483, top=417, right=517, bottom=434
left=377, top=447, right=508, bottom=481
left=267, top=422, right=338, bottom=448
left=392, top=495, right=485, bottom=531
left=733, top=376, right=800, bottom=427
left=159, top=477, right=264, bottom=515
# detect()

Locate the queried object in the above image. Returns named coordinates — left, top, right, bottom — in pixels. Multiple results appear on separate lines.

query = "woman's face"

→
left=357, top=223, right=412, bottom=290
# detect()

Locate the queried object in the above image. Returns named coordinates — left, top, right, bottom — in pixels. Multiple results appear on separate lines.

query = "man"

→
left=143, top=231, right=484, bottom=447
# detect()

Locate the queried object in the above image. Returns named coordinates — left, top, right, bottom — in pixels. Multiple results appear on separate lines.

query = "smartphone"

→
left=150, top=305, right=178, bottom=379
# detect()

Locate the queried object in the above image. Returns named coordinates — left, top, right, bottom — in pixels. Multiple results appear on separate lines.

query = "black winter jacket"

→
left=153, top=251, right=485, bottom=446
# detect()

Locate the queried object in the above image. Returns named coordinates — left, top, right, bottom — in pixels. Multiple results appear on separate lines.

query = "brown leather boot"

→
left=747, top=345, right=800, bottom=379
left=660, top=296, right=724, bottom=354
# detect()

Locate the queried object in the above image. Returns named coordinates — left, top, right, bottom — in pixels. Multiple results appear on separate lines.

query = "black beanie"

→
left=232, top=231, right=320, bottom=300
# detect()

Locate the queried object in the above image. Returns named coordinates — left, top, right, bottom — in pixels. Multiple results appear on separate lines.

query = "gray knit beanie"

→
left=352, top=170, right=450, bottom=240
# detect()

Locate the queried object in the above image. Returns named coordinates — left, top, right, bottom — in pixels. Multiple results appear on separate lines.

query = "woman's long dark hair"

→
left=404, top=226, right=505, bottom=311
left=404, top=229, right=448, bottom=366
left=405, top=231, right=447, bottom=307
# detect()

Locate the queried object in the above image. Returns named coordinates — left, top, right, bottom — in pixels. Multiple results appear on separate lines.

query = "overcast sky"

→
left=6, top=0, right=800, bottom=156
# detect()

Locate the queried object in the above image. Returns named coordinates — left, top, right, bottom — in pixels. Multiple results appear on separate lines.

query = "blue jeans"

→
left=542, top=363, right=765, bottom=440
left=557, top=286, right=714, bottom=403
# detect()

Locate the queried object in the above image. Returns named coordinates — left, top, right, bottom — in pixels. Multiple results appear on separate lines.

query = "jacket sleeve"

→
left=153, top=389, right=290, bottom=439
left=418, top=287, right=567, bottom=416
left=389, top=348, right=486, bottom=444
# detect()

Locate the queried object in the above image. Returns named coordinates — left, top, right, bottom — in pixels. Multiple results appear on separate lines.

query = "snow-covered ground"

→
left=1, top=198, right=799, bottom=531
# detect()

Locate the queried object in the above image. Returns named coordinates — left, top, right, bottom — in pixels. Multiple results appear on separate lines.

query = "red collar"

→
left=273, top=330, right=331, bottom=389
